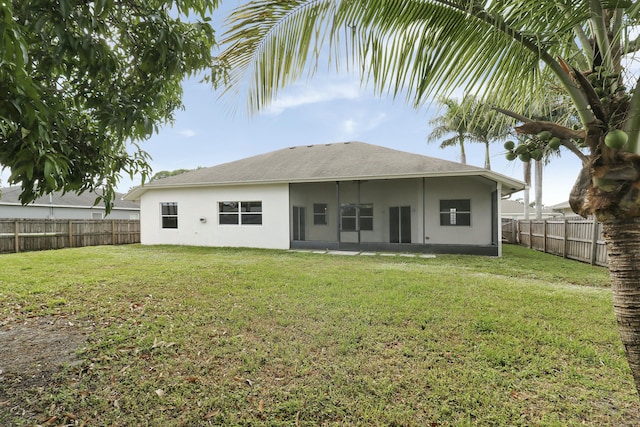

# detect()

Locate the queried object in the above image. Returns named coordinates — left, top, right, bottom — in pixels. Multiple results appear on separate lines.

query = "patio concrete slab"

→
left=327, top=250, right=361, bottom=256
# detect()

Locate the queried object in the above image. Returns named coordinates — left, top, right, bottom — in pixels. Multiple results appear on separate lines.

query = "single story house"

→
left=548, top=201, right=583, bottom=217
left=125, top=142, right=525, bottom=256
left=501, top=199, right=563, bottom=220
left=0, top=186, right=140, bottom=220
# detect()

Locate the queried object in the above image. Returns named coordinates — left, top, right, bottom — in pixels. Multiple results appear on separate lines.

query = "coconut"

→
left=605, top=130, right=628, bottom=150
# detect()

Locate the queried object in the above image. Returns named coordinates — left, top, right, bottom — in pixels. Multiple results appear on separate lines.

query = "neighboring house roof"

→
left=548, top=200, right=582, bottom=216
left=501, top=199, right=562, bottom=218
left=548, top=201, right=571, bottom=211
left=0, top=186, right=139, bottom=210
left=126, top=141, right=525, bottom=199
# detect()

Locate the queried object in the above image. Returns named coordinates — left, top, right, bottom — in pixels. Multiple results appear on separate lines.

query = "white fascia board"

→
left=125, top=170, right=526, bottom=199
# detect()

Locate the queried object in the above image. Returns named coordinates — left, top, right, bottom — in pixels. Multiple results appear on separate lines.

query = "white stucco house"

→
left=125, top=142, right=525, bottom=256
left=0, top=186, right=140, bottom=220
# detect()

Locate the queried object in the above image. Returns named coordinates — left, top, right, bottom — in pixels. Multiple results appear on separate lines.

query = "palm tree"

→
left=427, top=97, right=471, bottom=164
left=217, top=0, right=640, bottom=396
left=466, top=99, right=513, bottom=170
left=523, top=157, right=532, bottom=220
left=429, top=96, right=512, bottom=168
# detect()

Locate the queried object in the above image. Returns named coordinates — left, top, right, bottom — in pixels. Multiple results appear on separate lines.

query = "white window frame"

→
left=340, top=203, right=373, bottom=231
left=161, top=202, right=178, bottom=229
left=313, top=203, right=328, bottom=225
left=439, top=199, right=471, bottom=226
left=218, top=201, right=262, bottom=225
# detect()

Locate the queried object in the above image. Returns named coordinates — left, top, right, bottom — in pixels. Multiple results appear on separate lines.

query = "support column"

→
left=335, top=181, right=341, bottom=244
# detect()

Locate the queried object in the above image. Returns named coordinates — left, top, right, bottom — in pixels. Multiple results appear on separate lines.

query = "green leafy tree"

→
left=217, top=0, right=640, bottom=396
left=1, top=0, right=218, bottom=209
left=429, top=95, right=512, bottom=169
left=150, top=168, right=200, bottom=181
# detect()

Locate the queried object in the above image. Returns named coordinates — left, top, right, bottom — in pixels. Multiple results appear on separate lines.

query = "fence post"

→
left=543, top=220, right=548, bottom=253
left=14, top=220, right=19, bottom=253
left=529, top=221, right=533, bottom=249
left=590, top=218, right=599, bottom=265
left=68, top=220, right=74, bottom=248
left=112, top=220, right=116, bottom=245
left=563, top=218, right=568, bottom=259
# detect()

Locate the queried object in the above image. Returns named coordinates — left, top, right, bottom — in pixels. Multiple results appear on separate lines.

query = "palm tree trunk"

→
left=535, top=159, right=543, bottom=219
left=459, top=135, right=467, bottom=164
left=484, top=141, right=491, bottom=169
left=602, top=217, right=640, bottom=396
left=523, top=160, right=531, bottom=220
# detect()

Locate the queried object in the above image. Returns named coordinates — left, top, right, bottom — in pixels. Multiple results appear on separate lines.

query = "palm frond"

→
left=217, top=0, right=609, bottom=124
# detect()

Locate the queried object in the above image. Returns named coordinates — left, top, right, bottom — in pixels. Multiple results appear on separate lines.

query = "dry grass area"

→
left=0, top=244, right=638, bottom=426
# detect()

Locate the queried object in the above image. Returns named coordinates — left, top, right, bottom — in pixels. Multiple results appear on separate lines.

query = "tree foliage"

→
left=150, top=168, right=200, bottom=181
left=429, top=96, right=512, bottom=169
left=1, top=0, right=218, bottom=209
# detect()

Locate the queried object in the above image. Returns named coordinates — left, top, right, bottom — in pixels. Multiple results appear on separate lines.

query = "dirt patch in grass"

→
left=0, top=315, right=90, bottom=424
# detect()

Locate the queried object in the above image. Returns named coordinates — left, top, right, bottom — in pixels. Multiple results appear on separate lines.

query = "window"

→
left=340, top=203, right=373, bottom=231
left=219, top=201, right=262, bottom=225
left=219, top=202, right=239, bottom=224
left=440, top=200, right=471, bottom=226
left=91, top=212, right=104, bottom=220
left=313, top=203, right=327, bottom=225
left=241, top=201, right=262, bottom=225
left=161, top=202, right=178, bottom=229
left=359, top=204, right=373, bottom=231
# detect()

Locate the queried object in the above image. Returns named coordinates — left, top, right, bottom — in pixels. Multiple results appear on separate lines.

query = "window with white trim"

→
left=313, top=203, right=328, bottom=225
left=440, top=199, right=471, bottom=226
left=219, top=201, right=262, bottom=225
left=161, top=202, right=178, bottom=229
left=340, top=203, right=373, bottom=231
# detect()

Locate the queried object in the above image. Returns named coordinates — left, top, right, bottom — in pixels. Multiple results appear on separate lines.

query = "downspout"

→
left=336, top=181, right=341, bottom=246
left=422, top=177, right=426, bottom=244
left=497, top=182, right=503, bottom=257
left=288, top=183, right=292, bottom=248
left=357, top=180, right=361, bottom=245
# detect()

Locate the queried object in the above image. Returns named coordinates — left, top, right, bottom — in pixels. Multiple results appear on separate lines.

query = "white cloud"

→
left=338, top=112, right=388, bottom=140
left=263, top=80, right=362, bottom=115
left=177, top=129, right=197, bottom=138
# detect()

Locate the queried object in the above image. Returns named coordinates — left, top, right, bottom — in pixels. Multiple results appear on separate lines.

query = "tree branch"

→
left=492, top=107, right=532, bottom=123
left=493, top=107, right=589, bottom=164
left=458, top=1, right=595, bottom=127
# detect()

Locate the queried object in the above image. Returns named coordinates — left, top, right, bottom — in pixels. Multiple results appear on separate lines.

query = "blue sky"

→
left=122, top=71, right=583, bottom=207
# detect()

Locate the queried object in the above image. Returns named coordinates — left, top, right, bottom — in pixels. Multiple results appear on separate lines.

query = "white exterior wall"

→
left=140, top=184, right=290, bottom=249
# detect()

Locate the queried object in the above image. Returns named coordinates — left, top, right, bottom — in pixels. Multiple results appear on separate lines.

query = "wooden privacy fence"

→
left=0, top=219, right=140, bottom=254
left=502, top=217, right=608, bottom=267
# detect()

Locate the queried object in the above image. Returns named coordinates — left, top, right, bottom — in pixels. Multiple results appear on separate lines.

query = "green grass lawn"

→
left=0, top=244, right=638, bottom=426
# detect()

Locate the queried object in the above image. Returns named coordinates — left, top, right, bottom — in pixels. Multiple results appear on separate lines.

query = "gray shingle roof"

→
left=126, top=141, right=525, bottom=198
left=0, top=186, right=139, bottom=209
